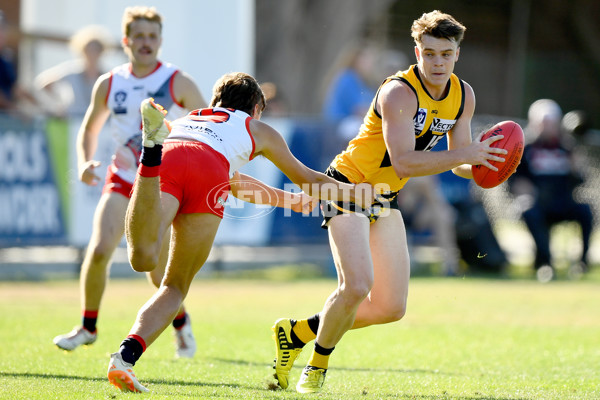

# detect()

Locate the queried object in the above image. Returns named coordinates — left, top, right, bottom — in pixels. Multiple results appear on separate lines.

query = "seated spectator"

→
left=411, top=135, right=509, bottom=276
left=510, top=99, right=594, bottom=282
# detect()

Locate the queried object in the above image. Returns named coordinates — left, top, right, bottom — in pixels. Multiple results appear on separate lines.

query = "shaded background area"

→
left=254, top=0, right=600, bottom=243
left=256, top=0, right=600, bottom=127
left=1, top=0, right=599, bottom=277
left=3, top=0, right=599, bottom=124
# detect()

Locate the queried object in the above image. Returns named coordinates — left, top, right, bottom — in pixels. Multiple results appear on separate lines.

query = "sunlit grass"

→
left=0, top=275, right=598, bottom=399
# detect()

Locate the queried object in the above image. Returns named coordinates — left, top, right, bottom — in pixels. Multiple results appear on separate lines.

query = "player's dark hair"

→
left=210, top=72, right=266, bottom=116
left=411, top=10, right=466, bottom=46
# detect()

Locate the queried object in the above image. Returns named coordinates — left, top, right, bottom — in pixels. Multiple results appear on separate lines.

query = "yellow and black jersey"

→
left=330, top=64, right=466, bottom=192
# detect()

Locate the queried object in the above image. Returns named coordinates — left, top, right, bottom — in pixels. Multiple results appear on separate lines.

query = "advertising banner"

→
left=0, top=114, right=66, bottom=245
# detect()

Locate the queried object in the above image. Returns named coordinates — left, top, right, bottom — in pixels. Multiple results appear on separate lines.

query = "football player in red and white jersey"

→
left=53, top=6, right=206, bottom=358
left=106, top=72, right=373, bottom=393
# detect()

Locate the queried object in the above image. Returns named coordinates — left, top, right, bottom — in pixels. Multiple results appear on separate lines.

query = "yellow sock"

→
left=308, top=349, right=330, bottom=370
left=292, top=319, right=317, bottom=344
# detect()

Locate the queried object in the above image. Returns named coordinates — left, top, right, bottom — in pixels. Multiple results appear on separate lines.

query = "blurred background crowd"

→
left=1, top=0, right=599, bottom=281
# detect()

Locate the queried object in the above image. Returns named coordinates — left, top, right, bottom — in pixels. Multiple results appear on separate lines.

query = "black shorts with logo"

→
left=321, top=166, right=399, bottom=229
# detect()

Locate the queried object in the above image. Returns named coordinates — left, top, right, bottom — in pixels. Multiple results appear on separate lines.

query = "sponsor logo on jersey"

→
left=180, top=125, right=224, bottom=142
left=413, top=108, right=427, bottom=134
left=430, top=117, right=456, bottom=134
left=113, top=90, right=127, bottom=114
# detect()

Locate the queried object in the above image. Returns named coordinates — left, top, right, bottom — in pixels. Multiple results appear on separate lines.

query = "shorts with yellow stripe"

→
left=321, top=166, right=399, bottom=229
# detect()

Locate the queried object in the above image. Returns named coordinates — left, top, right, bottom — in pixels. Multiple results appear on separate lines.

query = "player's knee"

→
left=148, top=271, right=163, bottom=288
left=87, top=243, right=115, bottom=265
left=340, top=280, right=372, bottom=305
left=383, top=302, right=407, bottom=323
left=162, top=276, right=192, bottom=298
left=370, top=302, right=407, bottom=325
left=129, top=247, right=159, bottom=272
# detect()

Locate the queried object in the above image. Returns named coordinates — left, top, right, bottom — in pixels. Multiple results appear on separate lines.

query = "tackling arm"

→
left=250, top=119, right=374, bottom=209
left=230, top=171, right=318, bottom=214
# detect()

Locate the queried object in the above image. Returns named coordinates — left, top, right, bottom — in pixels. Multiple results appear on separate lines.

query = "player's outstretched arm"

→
left=250, top=120, right=374, bottom=209
left=76, top=73, right=111, bottom=185
left=230, top=172, right=318, bottom=214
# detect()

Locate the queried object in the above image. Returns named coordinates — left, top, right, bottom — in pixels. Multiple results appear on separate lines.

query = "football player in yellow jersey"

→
left=272, top=10, right=508, bottom=393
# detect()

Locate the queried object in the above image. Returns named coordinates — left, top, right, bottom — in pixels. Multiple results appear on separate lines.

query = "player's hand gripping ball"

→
left=472, top=120, right=524, bottom=189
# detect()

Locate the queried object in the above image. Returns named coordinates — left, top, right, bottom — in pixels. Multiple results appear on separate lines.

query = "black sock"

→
left=172, top=313, right=187, bottom=329
left=119, top=337, right=145, bottom=366
left=307, top=313, right=320, bottom=335
left=314, top=341, right=335, bottom=355
left=82, top=317, right=97, bottom=333
left=289, top=319, right=306, bottom=348
left=140, top=144, right=163, bottom=167
left=82, top=310, right=98, bottom=333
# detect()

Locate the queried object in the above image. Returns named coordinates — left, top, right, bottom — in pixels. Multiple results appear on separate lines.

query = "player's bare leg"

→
left=53, top=192, right=127, bottom=351
left=125, top=175, right=176, bottom=273
left=125, top=96, right=175, bottom=272
left=352, top=208, right=410, bottom=328
left=146, top=227, right=197, bottom=358
left=297, top=210, right=411, bottom=392
left=129, top=212, right=220, bottom=346
left=82, top=192, right=129, bottom=309
left=296, top=212, right=371, bottom=393
left=317, top=213, right=373, bottom=347
left=110, top=171, right=221, bottom=392
left=146, top=227, right=172, bottom=286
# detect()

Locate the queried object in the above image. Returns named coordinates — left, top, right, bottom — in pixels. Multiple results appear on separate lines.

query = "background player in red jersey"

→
left=53, top=6, right=206, bottom=358
left=106, top=72, right=373, bottom=393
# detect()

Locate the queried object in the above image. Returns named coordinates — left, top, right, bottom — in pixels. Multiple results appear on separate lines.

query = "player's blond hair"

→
left=411, top=10, right=466, bottom=46
left=121, top=6, right=162, bottom=37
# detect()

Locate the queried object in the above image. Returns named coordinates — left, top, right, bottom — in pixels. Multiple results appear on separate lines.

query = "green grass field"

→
left=0, top=275, right=598, bottom=399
